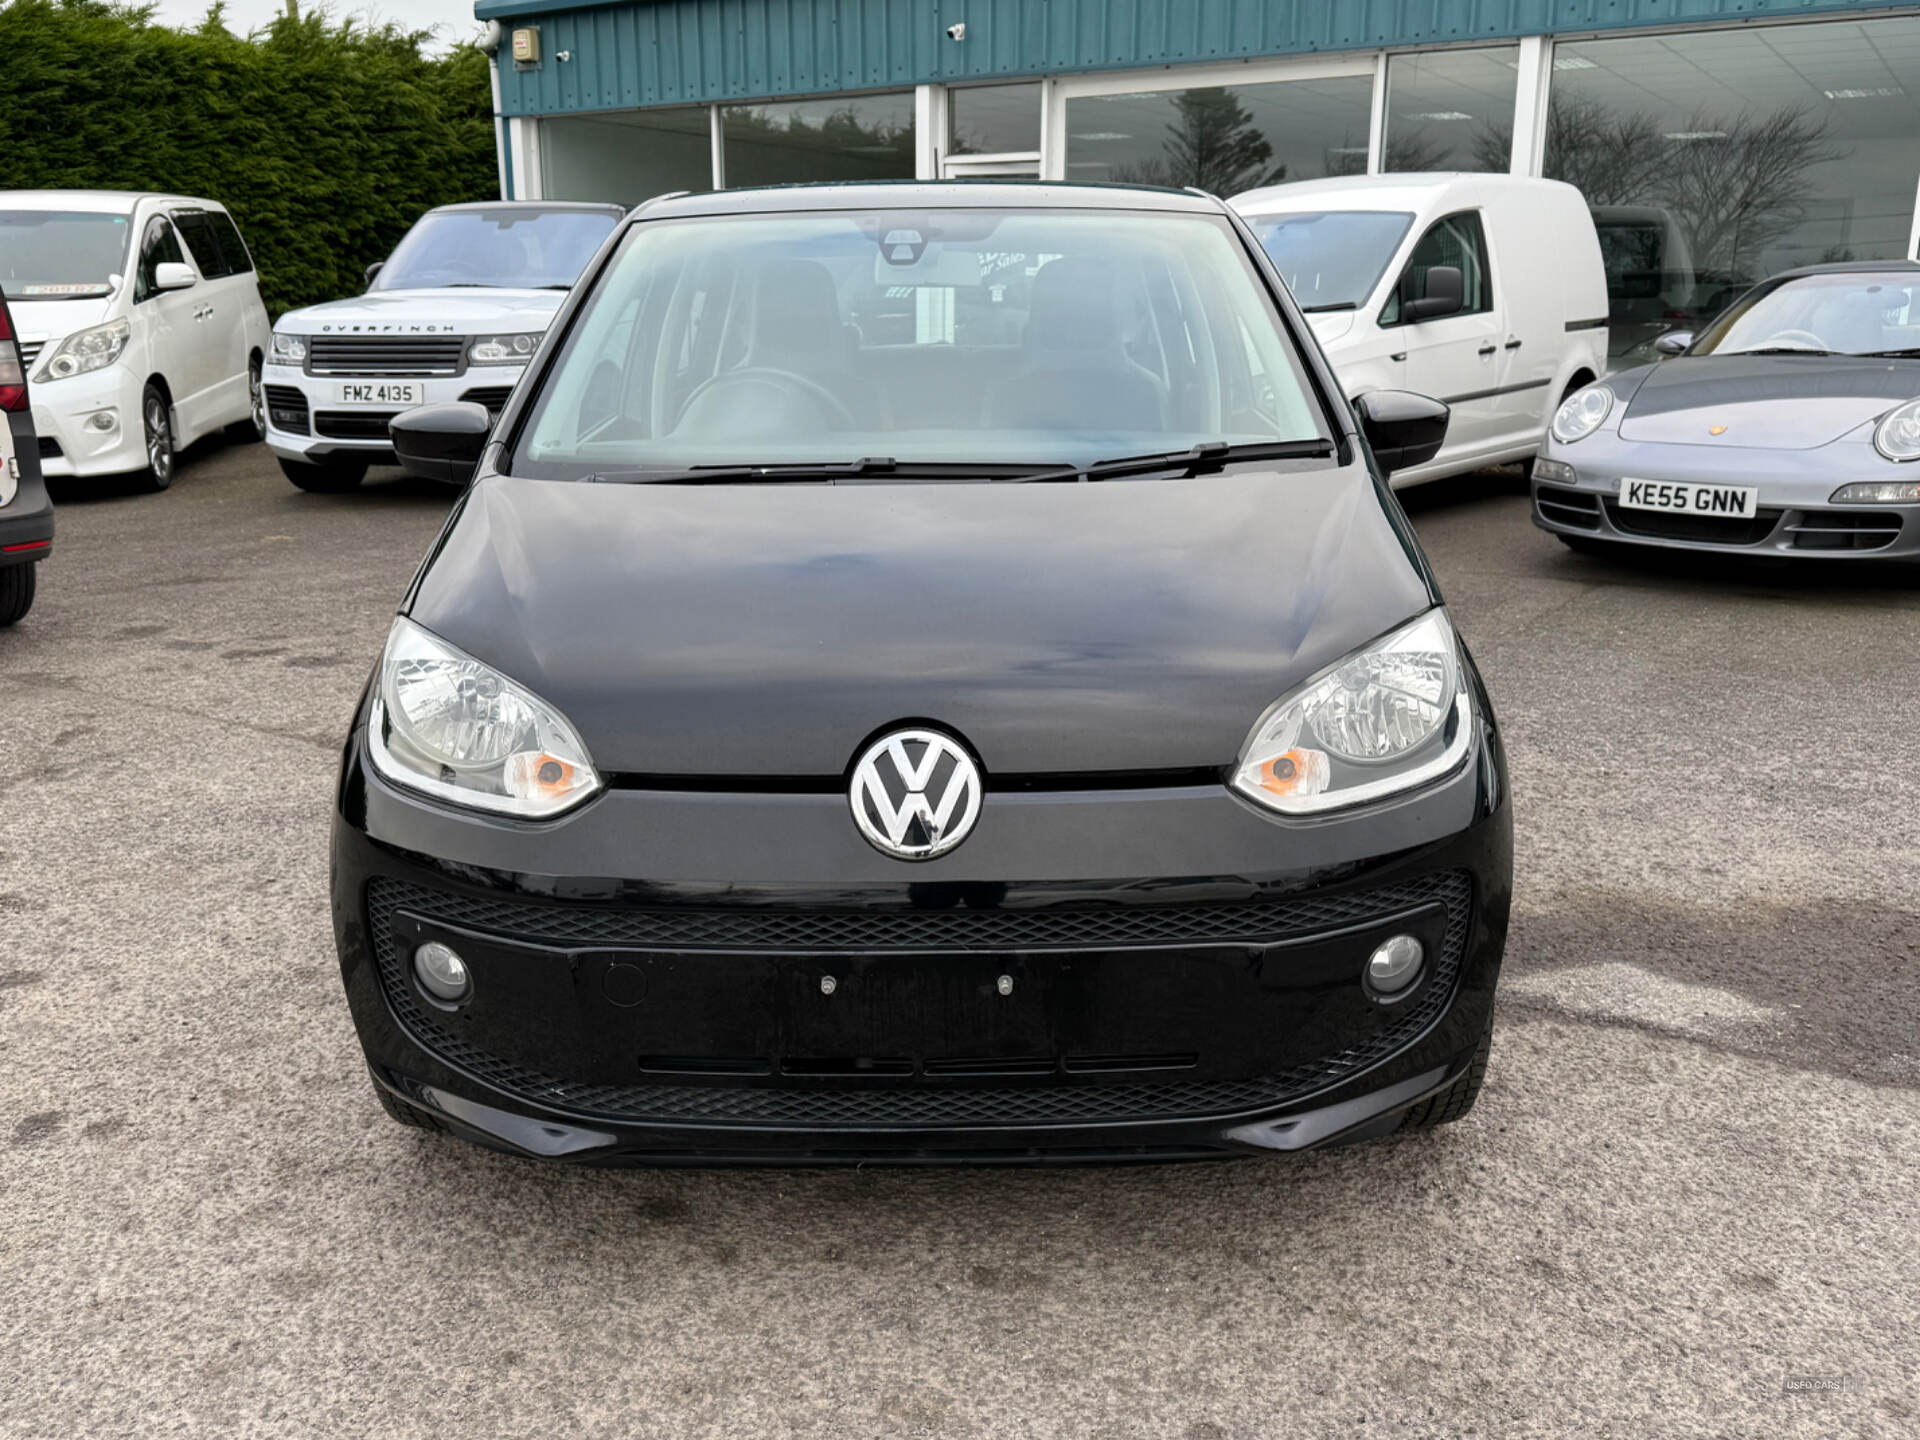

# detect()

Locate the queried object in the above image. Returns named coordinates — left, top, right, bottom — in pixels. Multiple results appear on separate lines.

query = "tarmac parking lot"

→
left=3, top=437, right=1917, bottom=1438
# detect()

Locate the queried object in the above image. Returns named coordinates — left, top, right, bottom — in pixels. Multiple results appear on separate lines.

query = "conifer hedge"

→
left=0, top=0, right=499, bottom=317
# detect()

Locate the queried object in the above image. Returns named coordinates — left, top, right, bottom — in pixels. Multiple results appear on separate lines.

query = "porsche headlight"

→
left=39, top=318, right=131, bottom=381
left=1232, top=610, right=1472, bottom=816
left=468, top=332, right=542, bottom=365
left=1550, top=384, right=1613, bottom=445
left=367, top=617, right=601, bottom=818
left=1871, top=398, right=1920, bottom=462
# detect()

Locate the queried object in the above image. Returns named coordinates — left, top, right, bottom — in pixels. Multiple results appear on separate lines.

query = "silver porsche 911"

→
left=1532, top=261, right=1920, bottom=560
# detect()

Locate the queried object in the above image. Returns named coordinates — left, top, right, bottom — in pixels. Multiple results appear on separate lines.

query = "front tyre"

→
left=0, top=564, right=35, bottom=627
left=136, top=383, right=175, bottom=492
left=1397, top=1019, right=1492, bottom=1131
left=226, top=357, right=266, bottom=442
left=278, top=455, right=368, bottom=493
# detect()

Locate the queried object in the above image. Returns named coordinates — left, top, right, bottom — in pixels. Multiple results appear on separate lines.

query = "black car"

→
left=0, top=293, right=53, bottom=626
left=333, top=182, right=1511, bottom=1164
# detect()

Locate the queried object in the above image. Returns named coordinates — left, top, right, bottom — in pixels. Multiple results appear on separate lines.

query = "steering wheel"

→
left=674, top=367, right=857, bottom=434
left=1755, top=329, right=1828, bottom=351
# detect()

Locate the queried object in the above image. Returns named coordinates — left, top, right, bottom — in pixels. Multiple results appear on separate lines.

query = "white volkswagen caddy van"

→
left=264, top=201, right=624, bottom=492
left=0, top=191, right=271, bottom=491
left=1231, top=175, right=1608, bottom=487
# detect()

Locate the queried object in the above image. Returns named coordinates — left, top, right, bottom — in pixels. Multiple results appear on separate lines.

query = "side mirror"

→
left=154, top=262, right=197, bottom=292
left=1653, top=330, right=1694, bottom=357
left=1354, top=390, right=1450, bottom=477
left=1401, top=264, right=1464, bottom=323
left=390, top=402, right=492, bottom=485
left=364, top=261, right=384, bottom=287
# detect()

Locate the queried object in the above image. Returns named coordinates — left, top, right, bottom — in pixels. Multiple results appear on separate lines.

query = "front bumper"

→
left=29, top=366, right=148, bottom=480
left=1531, top=438, right=1920, bottom=558
left=330, top=682, right=1512, bottom=1165
left=263, top=361, right=522, bottom=464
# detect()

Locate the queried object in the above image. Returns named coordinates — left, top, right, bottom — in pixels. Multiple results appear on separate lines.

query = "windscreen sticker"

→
left=19, top=283, right=113, bottom=296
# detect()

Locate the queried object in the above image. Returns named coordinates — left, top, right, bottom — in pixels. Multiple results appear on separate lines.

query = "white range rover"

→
left=264, top=201, right=624, bottom=492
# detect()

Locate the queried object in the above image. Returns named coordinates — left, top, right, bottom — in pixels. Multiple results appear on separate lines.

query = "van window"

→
left=172, top=208, right=249, bottom=279
left=1380, top=211, right=1491, bottom=326
left=134, top=217, right=187, bottom=303
left=205, top=212, right=254, bottom=275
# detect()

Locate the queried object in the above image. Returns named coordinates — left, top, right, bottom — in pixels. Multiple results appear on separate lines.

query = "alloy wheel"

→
left=146, top=394, right=174, bottom=485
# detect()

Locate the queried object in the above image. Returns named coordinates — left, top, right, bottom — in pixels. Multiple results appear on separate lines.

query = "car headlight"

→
left=367, top=617, right=601, bottom=818
left=468, top=332, right=542, bottom=365
left=38, top=318, right=131, bottom=381
left=1550, top=384, right=1613, bottom=445
left=1871, top=398, right=1920, bottom=462
left=270, top=332, right=308, bottom=365
left=1231, top=609, right=1472, bottom=817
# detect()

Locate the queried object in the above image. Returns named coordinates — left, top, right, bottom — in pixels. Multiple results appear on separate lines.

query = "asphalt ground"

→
left=3, top=436, right=1916, bottom=1438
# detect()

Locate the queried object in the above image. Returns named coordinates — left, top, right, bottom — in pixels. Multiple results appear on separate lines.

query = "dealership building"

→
left=478, top=0, right=1920, bottom=283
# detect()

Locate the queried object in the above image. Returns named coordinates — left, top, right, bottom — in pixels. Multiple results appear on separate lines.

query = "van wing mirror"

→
left=153, top=262, right=197, bottom=292
left=1401, top=264, right=1464, bottom=323
left=1653, top=329, right=1694, bottom=357
left=390, top=402, right=492, bottom=486
left=1354, top=390, right=1449, bottom=477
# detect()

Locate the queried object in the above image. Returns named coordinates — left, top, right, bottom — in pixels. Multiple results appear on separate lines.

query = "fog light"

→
left=413, top=941, right=471, bottom=1003
left=1366, top=934, right=1424, bottom=996
left=85, top=410, right=117, bottom=432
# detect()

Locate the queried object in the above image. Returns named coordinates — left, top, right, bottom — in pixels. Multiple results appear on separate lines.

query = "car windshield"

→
left=1243, top=210, right=1413, bottom=311
left=515, top=206, right=1330, bottom=474
left=1692, top=271, right=1920, bottom=357
left=373, top=208, right=619, bottom=292
left=0, top=210, right=134, bottom=300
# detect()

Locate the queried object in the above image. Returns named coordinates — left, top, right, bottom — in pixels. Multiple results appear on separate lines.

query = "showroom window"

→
left=1545, top=18, right=1920, bottom=286
left=541, top=108, right=712, bottom=205
left=1065, top=76, right=1375, bottom=193
left=950, top=82, right=1042, bottom=157
left=1383, top=48, right=1520, bottom=172
left=721, top=92, right=916, bottom=188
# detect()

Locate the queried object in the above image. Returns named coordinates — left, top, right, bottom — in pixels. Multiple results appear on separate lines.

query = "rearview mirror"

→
left=364, top=261, right=384, bottom=287
left=1353, top=390, right=1449, bottom=477
left=391, top=402, right=492, bottom=486
left=1653, top=330, right=1694, bottom=357
left=1400, top=265, right=1463, bottom=323
left=153, top=262, right=197, bottom=292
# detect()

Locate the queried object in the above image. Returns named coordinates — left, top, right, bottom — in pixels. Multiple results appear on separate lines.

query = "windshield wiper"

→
left=586, top=457, right=902, bottom=485
left=1300, top=302, right=1358, bottom=313
left=1726, top=346, right=1834, bottom=357
left=1007, top=439, right=1336, bottom=485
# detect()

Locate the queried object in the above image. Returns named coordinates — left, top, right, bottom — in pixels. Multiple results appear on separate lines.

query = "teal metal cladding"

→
left=482, top=0, right=1919, bottom=117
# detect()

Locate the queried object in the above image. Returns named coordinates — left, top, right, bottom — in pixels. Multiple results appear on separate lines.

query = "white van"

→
left=0, top=191, right=271, bottom=491
left=1231, top=175, right=1609, bottom=487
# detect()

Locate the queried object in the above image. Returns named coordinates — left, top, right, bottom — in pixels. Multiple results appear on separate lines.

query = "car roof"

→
left=1229, top=172, right=1574, bottom=213
left=429, top=199, right=627, bottom=217
left=635, top=180, right=1227, bottom=220
left=0, top=190, right=228, bottom=213
left=1765, top=258, right=1920, bottom=281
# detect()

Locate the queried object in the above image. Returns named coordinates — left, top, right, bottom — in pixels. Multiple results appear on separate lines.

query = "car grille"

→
left=264, top=385, right=309, bottom=436
left=313, top=410, right=397, bottom=441
left=367, top=870, right=1474, bottom=1129
left=458, top=385, right=515, bottom=417
left=18, top=341, right=44, bottom=370
left=1785, top=510, right=1903, bottom=552
left=1605, top=498, right=1782, bottom=545
left=1535, top=484, right=1602, bottom=531
left=307, top=336, right=465, bottom=376
left=36, top=437, right=61, bottom=459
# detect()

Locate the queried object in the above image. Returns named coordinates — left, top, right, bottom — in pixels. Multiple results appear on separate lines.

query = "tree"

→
left=1109, top=88, right=1287, bottom=192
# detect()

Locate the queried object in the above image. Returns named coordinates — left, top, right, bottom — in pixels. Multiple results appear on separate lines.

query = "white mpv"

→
left=264, top=202, right=624, bottom=492
left=0, top=191, right=271, bottom=491
left=1231, top=175, right=1610, bottom=487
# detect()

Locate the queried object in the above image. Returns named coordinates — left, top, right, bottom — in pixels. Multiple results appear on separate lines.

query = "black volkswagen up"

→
left=334, top=182, right=1510, bottom=1164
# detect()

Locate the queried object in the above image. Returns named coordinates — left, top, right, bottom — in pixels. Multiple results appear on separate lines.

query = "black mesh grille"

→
left=1786, top=510, right=1902, bottom=552
left=314, top=410, right=398, bottom=440
left=1535, top=484, right=1601, bottom=531
left=308, top=336, right=466, bottom=375
left=368, top=871, right=1473, bottom=1129
left=264, top=385, right=309, bottom=437
left=459, top=385, right=515, bottom=416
